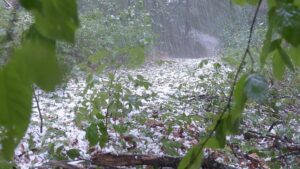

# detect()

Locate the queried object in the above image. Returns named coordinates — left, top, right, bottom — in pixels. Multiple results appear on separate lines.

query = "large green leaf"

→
left=0, top=160, right=14, bottom=169
left=178, top=144, right=203, bottom=169
left=85, top=124, right=99, bottom=147
left=232, top=0, right=246, bottom=5
left=267, top=0, right=276, bottom=8
left=215, top=119, right=227, bottom=148
left=19, top=0, right=41, bottom=10
left=274, top=4, right=300, bottom=46
left=272, top=50, right=286, bottom=80
left=278, top=46, right=295, bottom=72
left=98, top=122, right=108, bottom=148
left=244, top=74, right=268, bottom=102
left=33, top=0, right=79, bottom=43
left=205, top=137, right=223, bottom=149
left=15, top=42, right=62, bottom=91
left=260, top=6, right=283, bottom=66
left=295, top=0, right=300, bottom=7
left=0, top=59, right=32, bottom=160
left=227, top=75, right=247, bottom=134
left=260, top=26, right=274, bottom=66
left=289, top=45, right=300, bottom=67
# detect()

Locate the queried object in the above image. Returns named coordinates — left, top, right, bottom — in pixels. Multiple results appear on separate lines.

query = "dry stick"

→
left=230, top=143, right=266, bottom=169
left=91, top=153, right=236, bottom=169
left=2, top=0, right=12, bottom=8
left=33, top=88, right=43, bottom=133
left=184, top=1, right=263, bottom=168
left=271, top=151, right=300, bottom=162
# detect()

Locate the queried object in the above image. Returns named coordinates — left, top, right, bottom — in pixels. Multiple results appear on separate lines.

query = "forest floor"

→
left=14, top=57, right=300, bottom=169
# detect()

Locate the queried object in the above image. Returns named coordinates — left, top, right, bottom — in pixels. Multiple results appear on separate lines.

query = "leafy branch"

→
left=179, top=0, right=263, bottom=168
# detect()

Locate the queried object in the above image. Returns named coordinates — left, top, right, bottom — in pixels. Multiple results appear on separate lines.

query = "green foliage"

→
left=86, top=123, right=108, bottom=148
left=261, top=1, right=300, bottom=70
left=290, top=45, right=300, bottom=67
left=77, top=72, right=154, bottom=149
left=30, top=0, right=79, bottom=43
left=181, top=1, right=300, bottom=167
left=0, top=0, right=78, bottom=161
left=178, top=144, right=203, bottom=169
left=232, top=0, right=260, bottom=6
left=161, top=139, right=182, bottom=156
left=67, top=149, right=80, bottom=159
left=272, top=50, right=286, bottom=79
left=0, top=160, right=15, bottom=169
left=0, top=60, right=32, bottom=160
left=244, top=74, right=268, bottom=102
left=48, top=143, right=68, bottom=161
left=73, top=1, right=152, bottom=65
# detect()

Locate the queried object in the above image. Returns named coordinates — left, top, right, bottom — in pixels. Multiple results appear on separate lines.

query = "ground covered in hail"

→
left=14, top=57, right=300, bottom=169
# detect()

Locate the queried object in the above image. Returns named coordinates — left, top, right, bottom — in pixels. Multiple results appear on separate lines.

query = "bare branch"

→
left=33, top=88, right=43, bottom=133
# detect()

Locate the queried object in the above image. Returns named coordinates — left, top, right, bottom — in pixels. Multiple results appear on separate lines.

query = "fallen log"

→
left=91, top=153, right=180, bottom=168
left=91, top=152, right=236, bottom=169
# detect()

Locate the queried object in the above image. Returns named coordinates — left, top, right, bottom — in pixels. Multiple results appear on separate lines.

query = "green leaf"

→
left=67, top=149, right=80, bottom=159
left=33, top=0, right=79, bottom=42
left=267, top=0, right=276, bottom=8
left=86, top=124, right=99, bottom=147
left=269, top=39, right=282, bottom=52
left=19, top=0, right=41, bottom=10
left=0, top=60, right=32, bottom=160
left=215, top=119, right=226, bottom=148
left=272, top=50, right=286, bottom=80
left=205, top=137, right=222, bottom=148
left=19, top=25, right=62, bottom=91
left=278, top=46, right=295, bottom=71
left=246, top=0, right=260, bottom=5
left=205, top=119, right=228, bottom=149
left=295, top=0, right=300, bottom=7
left=178, top=144, right=203, bottom=169
left=289, top=45, right=300, bottom=67
left=227, top=75, right=248, bottom=134
left=232, top=0, right=247, bottom=5
left=260, top=26, right=274, bottom=65
left=0, top=160, right=14, bottom=169
left=274, top=4, right=300, bottom=46
left=244, top=74, right=269, bottom=102
left=98, top=122, right=108, bottom=148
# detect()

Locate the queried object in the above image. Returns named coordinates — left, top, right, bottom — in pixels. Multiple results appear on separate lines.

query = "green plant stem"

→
left=33, top=88, right=43, bottom=133
left=184, top=1, right=263, bottom=168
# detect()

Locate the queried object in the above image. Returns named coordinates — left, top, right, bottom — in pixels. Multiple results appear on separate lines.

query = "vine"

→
left=179, top=0, right=300, bottom=168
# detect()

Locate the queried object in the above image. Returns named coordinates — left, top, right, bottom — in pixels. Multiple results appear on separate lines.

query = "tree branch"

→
left=33, top=88, right=43, bottom=133
left=2, top=0, right=12, bottom=9
left=184, top=1, right=263, bottom=168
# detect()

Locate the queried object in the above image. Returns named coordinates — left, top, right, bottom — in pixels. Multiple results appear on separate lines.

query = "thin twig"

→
left=2, top=0, right=12, bottom=9
left=184, top=1, right=263, bottom=168
left=33, top=88, right=43, bottom=133
left=271, top=151, right=300, bottom=161
left=230, top=143, right=266, bottom=169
